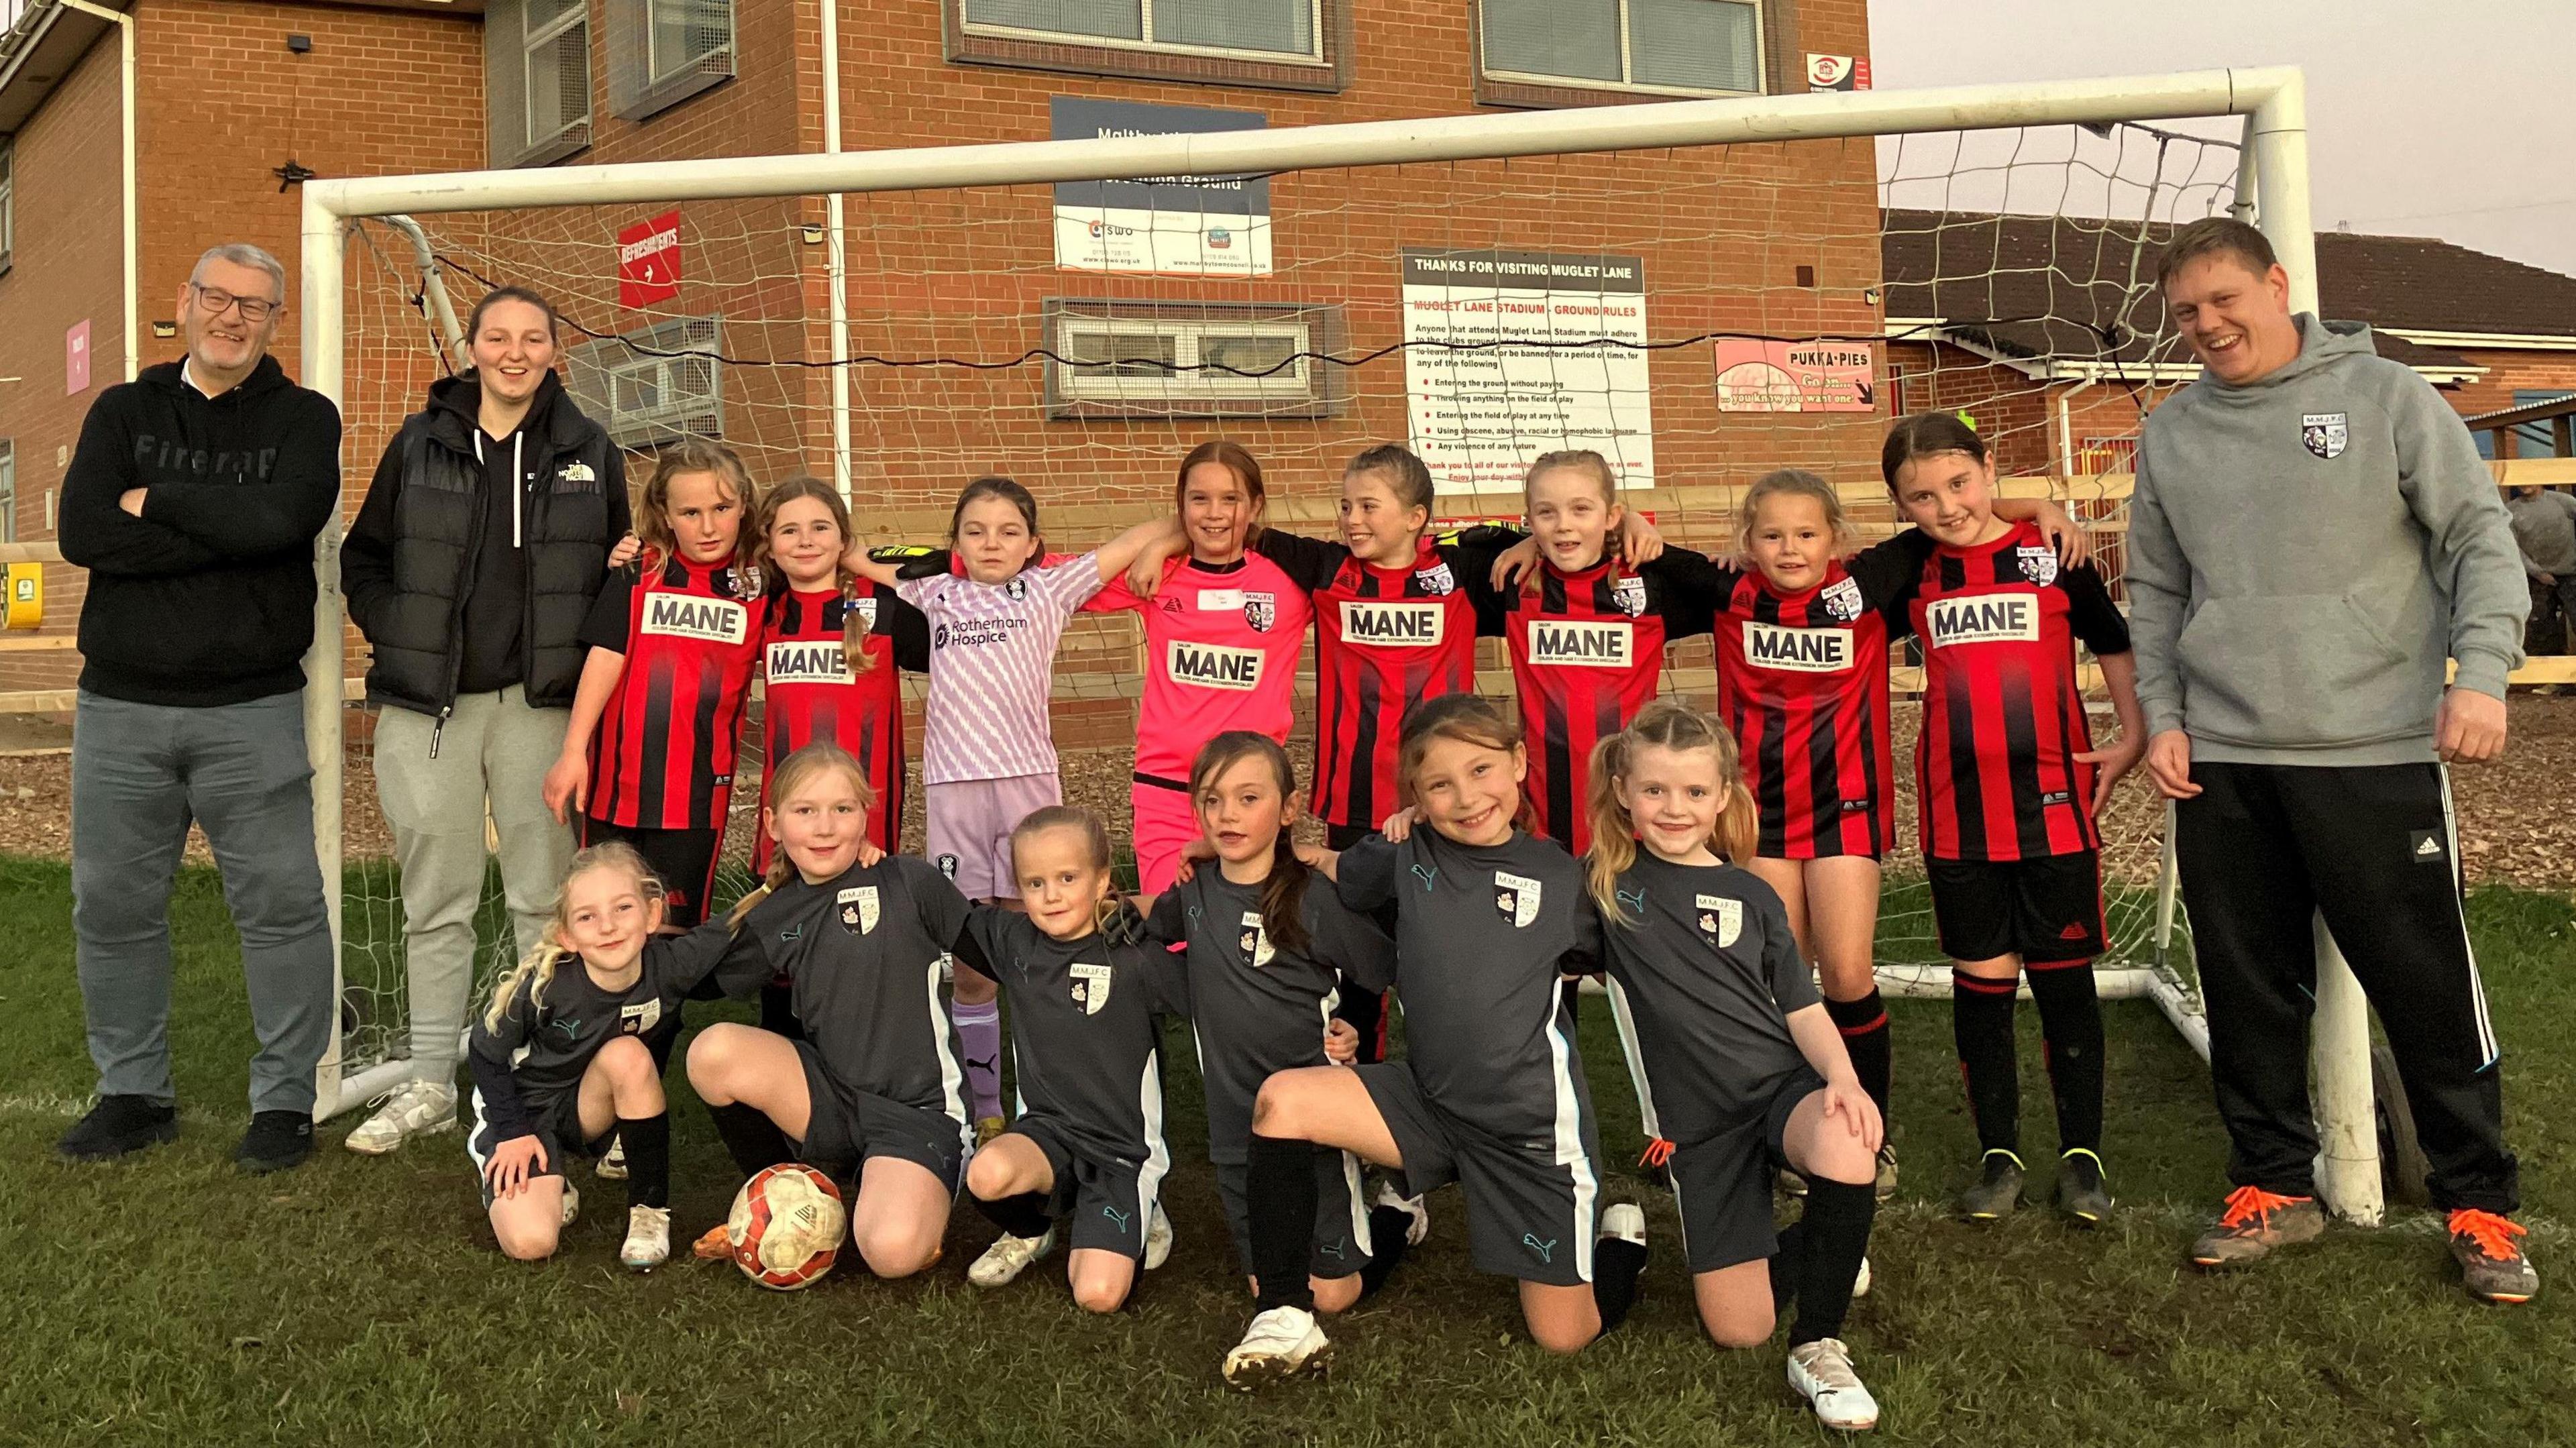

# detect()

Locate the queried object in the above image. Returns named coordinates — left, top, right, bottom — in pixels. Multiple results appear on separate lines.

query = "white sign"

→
left=1051, top=97, right=1272, bottom=277
left=1400, top=250, right=1655, bottom=495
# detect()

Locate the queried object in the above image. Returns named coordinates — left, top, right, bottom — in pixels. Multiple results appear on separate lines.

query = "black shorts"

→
left=1011, top=1115, right=1167, bottom=1262
left=1928, top=851, right=2104, bottom=964
left=1669, top=1067, right=1824, bottom=1274
left=1356, top=1062, right=1602, bottom=1287
left=792, top=1041, right=969, bottom=1192
left=467, top=1084, right=609, bottom=1209
left=1214, top=1150, right=1376, bottom=1280
left=583, top=818, right=724, bottom=928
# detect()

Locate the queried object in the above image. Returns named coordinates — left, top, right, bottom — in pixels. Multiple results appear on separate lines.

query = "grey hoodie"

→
left=2128, top=315, right=2525, bottom=767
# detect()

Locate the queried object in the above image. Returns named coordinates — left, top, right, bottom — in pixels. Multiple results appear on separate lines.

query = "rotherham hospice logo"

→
left=1340, top=600, right=1446, bottom=648
left=765, top=641, right=851, bottom=683
left=1741, top=621, right=1853, bottom=673
left=1925, top=593, right=2039, bottom=647
left=1527, top=619, right=1633, bottom=667
left=1167, top=641, right=1265, bottom=690
left=641, top=593, right=749, bottom=645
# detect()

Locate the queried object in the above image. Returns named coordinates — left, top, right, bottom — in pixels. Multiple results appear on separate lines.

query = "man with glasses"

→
left=55, top=243, right=343, bottom=1174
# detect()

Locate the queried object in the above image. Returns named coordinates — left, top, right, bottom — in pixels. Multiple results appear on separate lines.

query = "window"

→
left=0, top=442, right=13, bottom=543
left=0, top=141, right=13, bottom=276
left=1044, top=301, right=1344, bottom=419
left=487, top=0, right=592, bottom=168
left=611, top=0, right=735, bottom=121
left=1479, top=0, right=1762, bottom=97
left=949, top=0, right=1346, bottom=92
left=567, top=317, right=724, bottom=448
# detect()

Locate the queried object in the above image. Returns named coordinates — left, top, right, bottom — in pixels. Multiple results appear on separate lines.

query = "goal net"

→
left=309, top=68, right=2373, bottom=1213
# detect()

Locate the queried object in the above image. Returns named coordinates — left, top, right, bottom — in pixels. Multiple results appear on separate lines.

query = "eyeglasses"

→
left=193, top=284, right=280, bottom=324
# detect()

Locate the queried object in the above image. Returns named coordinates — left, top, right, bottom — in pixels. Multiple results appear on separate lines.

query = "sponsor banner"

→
left=1712, top=339, right=1876, bottom=412
left=618, top=211, right=684, bottom=309
left=1401, top=249, right=1655, bottom=495
left=1806, top=53, right=1870, bottom=91
left=1051, top=97, right=1272, bottom=276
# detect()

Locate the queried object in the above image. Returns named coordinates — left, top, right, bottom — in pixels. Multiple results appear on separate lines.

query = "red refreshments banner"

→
left=619, top=211, right=684, bottom=309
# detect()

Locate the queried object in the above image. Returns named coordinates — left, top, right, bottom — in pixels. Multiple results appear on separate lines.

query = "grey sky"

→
left=1868, top=0, right=2576, bottom=274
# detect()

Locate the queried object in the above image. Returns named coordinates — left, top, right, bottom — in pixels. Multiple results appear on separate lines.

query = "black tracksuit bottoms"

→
left=2174, top=761, right=2517, bottom=1214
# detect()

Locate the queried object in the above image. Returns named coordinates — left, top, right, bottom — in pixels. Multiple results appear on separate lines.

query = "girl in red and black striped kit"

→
left=1882, top=413, right=2145, bottom=1229
left=543, top=439, right=763, bottom=929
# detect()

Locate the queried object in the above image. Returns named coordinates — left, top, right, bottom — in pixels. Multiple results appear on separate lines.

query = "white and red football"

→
left=726, top=1163, right=847, bottom=1290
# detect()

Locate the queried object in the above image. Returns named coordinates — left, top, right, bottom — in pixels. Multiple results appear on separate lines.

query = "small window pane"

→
left=1197, top=331, right=1298, bottom=379
left=1483, top=0, right=1620, bottom=83
left=965, top=0, right=1142, bottom=40
left=1150, top=0, right=1312, bottom=55
left=649, top=0, right=729, bottom=82
left=672, top=355, right=714, bottom=397
left=527, top=21, right=590, bottom=142
left=527, top=0, right=582, bottom=29
left=614, top=368, right=663, bottom=415
left=1628, top=0, right=1757, bottom=93
left=1067, top=329, right=1180, bottom=378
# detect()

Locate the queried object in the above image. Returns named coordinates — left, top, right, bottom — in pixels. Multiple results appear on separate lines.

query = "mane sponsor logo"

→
left=1168, top=641, right=1264, bottom=691
left=1741, top=621, right=1853, bottom=673
left=642, top=593, right=748, bottom=645
left=1528, top=619, right=1632, bottom=667
left=1926, top=593, right=2039, bottom=647
left=765, top=641, right=849, bottom=683
left=1340, top=600, right=1445, bottom=648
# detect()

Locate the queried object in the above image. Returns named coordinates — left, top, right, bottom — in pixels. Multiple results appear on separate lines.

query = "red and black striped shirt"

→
left=1503, top=550, right=1722, bottom=854
left=1907, top=521, right=2131, bottom=862
left=750, top=583, right=930, bottom=872
left=1254, top=528, right=1514, bottom=831
left=577, top=555, right=763, bottom=832
left=1713, top=533, right=1933, bottom=861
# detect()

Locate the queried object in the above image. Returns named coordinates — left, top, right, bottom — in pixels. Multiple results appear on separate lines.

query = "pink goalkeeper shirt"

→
left=1087, top=553, right=1313, bottom=782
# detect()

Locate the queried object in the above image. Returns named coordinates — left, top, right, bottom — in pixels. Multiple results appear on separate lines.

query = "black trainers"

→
left=1955, top=1149, right=2025, bottom=1221
left=235, top=1111, right=315, bottom=1174
left=57, top=1095, right=178, bottom=1161
left=2055, top=1148, right=2113, bottom=1227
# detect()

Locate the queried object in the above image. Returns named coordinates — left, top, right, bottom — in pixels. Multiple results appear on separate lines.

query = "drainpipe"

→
left=62, top=0, right=135, bottom=382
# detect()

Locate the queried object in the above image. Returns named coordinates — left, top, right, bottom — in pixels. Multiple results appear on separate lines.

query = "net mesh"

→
left=326, top=118, right=2244, bottom=1085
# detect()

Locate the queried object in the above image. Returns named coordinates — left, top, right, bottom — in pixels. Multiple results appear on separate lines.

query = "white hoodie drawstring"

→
left=472, top=431, right=527, bottom=549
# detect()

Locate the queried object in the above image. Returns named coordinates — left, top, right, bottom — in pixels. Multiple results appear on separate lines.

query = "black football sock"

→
left=1825, top=989, right=1894, bottom=1125
left=1768, top=1221, right=1807, bottom=1309
left=706, top=1101, right=792, bottom=1178
left=2027, top=961, right=2106, bottom=1154
left=1788, top=1178, right=1876, bottom=1348
left=1355, top=1205, right=1415, bottom=1300
left=1248, top=1132, right=1321, bottom=1313
left=1591, top=1234, right=1650, bottom=1337
left=975, top=1190, right=1053, bottom=1241
left=1951, top=968, right=2023, bottom=1155
left=617, top=1112, right=672, bottom=1211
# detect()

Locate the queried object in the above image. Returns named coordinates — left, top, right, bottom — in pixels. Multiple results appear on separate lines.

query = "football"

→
left=726, top=1164, right=847, bottom=1290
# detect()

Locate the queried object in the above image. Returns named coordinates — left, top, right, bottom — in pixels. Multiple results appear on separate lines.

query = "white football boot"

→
left=559, top=1182, right=582, bottom=1227
left=343, top=1080, right=456, bottom=1156
left=621, top=1205, right=672, bottom=1271
left=1144, top=1201, right=1175, bottom=1271
left=594, top=1135, right=629, bottom=1180
left=1222, top=1306, right=1332, bottom=1390
left=967, top=1227, right=1057, bottom=1288
left=1788, top=1338, right=1881, bottom=1433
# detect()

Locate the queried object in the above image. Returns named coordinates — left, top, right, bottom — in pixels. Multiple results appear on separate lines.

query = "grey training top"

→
left=2508, top=488, right=2576, bottom=579
left=466, top=927, right=731, bottom=1139
left=1591, top=854, right=1818, bottom=1145
left=969, top=907, right=1185, bottom=1168
left=1144, top=869, right=1397, bottom=1164
left=1336, top=829, right=1601, bottom=1152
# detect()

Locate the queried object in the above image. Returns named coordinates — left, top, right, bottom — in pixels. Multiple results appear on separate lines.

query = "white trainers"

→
left=621, top=1205, right=671, bottom=1272
left=1222, top=1305, right=1332, bottom=1390
left=1600, top=1201, right=1647, bottom=1247
left=1144, top=1201, right=1174, bottom=1271
left=343, top=1080, right=456, bottom=1156
left=1787, top=1337, right=1880, bottom=1433
left=1372, top=1178, right=1431, bottom=1246
left=595, top=1135, right=629, bottom=1180
left=560, top=1183, right=582, bottom=1228
left=1853, top=1256, right=1872, bottom=1300
left=967, top=1228, right=1056, bottom=1288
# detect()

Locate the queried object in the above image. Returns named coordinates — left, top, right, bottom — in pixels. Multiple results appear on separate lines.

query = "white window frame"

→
left=963, top=0, right=1329, bottom=68
left=1478, top=0, right=1765, bottom=98
left=1057, top=315, right=1316, bottom=405
left=569, top=317, right=724, bottom=449
left=523, top=0, right=592, bottom=153
left=0, top=141, right=14, bottom=275
left=0, top=441, right=16, bottom=543
left=646, top=0, right=726, bottom=84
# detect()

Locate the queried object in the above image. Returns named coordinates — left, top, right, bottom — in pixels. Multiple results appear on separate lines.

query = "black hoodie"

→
left=57, top=355, right=343, bottom=707
left=342, top=370, right=627, bottom=717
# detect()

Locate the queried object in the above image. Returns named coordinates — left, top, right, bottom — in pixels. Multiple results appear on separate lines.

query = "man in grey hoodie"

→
left=2129, top=217, right=2534, bottom=1304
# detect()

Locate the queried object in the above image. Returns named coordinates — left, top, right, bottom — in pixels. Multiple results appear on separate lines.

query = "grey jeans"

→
left=72, top=691, right=333, bottom=1114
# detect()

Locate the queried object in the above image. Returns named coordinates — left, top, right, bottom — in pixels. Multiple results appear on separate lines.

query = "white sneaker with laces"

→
left=343, top=1080, right=456, bottom=1156
left=1144, top=1201, right=1174, bottom=1271
left=621, top=1205, right=671, bottom=1271
left=560, top=1183, right=582, bottom=1228
left=595, top=1135, right=629, bottom=1180
left=967, top=1228, right=1056, bottom=1288
left=1222, top=1305, right=1332, bottom=1390
left=1600, top=1201, right=1647, bottom=1247
left=1788, top=1337, right=1880, bottom=1432
left=1372, top=1178, right=1431, bottom=1246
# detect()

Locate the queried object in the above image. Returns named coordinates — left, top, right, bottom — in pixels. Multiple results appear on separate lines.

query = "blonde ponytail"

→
left=482, top=840, right=664, bottom=1031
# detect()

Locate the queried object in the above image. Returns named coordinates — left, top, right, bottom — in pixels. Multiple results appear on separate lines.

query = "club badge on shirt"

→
left=1238, top=910, right=1275, bottom=968
left=1415, top=561, right=1457, bottom=596
left=836, top=594, right=878, bottom=631
left=1495, top=870, right=1543, bottom=928
left=2302, top=411, right=2349, bottom=459
left=1695, top=893, right=1743, bottom=948
left=837, top=885, right=879, bottom=936
left=1069, top=962, right=1114, bottom=1015
left=1005, top=576, right=1029, bottom=602
left=1610, top=575, right=1649, bottom=617
left=1243, top=592, right=1277, bottom=633
left=617, top=999, right=662, bottom=1036
left=1819, top=576, right=1865, bottom=622
left=2015, top=545, right=2059, bottom=588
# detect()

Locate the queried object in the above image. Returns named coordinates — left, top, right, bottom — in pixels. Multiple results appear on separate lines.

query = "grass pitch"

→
left=0, top=854, right=2566, bottom=1446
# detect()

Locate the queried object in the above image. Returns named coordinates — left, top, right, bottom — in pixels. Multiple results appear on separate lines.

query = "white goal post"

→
left=295, top=65, right=2383, bottom=1224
